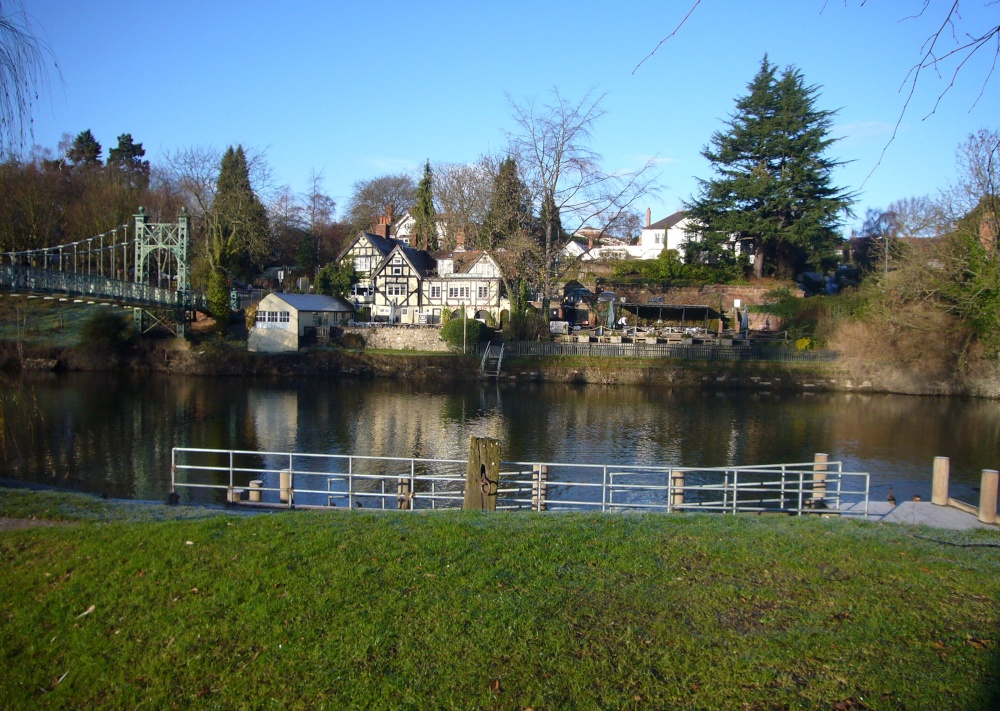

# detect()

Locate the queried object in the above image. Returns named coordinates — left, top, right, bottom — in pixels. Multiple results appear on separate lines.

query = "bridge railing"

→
left=0, top=264, right=205, bottom=309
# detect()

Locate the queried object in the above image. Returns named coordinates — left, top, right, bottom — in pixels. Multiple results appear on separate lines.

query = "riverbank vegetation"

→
left=1, top=487, right=997, bottom=709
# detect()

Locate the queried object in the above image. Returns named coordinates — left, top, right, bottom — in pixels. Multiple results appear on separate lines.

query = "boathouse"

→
left=248, top=293, right=355, bottom=353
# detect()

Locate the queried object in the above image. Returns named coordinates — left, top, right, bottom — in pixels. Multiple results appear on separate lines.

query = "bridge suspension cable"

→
left=2, top=223, right=134, bottom=281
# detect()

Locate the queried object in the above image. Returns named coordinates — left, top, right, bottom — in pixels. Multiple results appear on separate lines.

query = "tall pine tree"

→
left=412, top=160, right=437, bottom=251
left=480, top=156, right=532, bottom=250
left=206, top=145, right=270, bottom=330
left=685, top=56, right=853, bottom=278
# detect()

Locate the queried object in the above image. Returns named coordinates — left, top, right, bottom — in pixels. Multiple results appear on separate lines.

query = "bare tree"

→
left=507, top=89, right=657, bottom=306
left=433, top=157, right=494, bottom=250
left=885, top=195, right=945, bottom=240
left=0, top=1, right=56, bottom=158
left=345, top=173, right=416, bottom=235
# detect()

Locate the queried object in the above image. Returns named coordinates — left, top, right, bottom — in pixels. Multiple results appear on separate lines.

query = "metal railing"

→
left=475, top=340, right=838, bottom=363
left=0, top=264, right=206, bottom=309
left=170, top=448, right=869, bottom=517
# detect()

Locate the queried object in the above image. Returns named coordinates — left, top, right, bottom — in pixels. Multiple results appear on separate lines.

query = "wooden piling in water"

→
left=932, top=457, right=950, bottom=506
left=280, top=469, right=293, bottom=504
left=979, top=469, right=998, bottom=525
left=464, top=437, right=501, bottom=511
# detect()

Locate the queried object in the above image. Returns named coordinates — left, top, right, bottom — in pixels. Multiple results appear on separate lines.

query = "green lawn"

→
left=1, top=488, right=998, bottom=709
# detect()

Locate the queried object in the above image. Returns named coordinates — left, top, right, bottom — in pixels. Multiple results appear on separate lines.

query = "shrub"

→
left=340, top=332, right=365, bottom=350
left=80, top=309, right=131, bottom=350
left=207, top=269, right=231, bottom=334
left=439, top=318, right=491, bottom=352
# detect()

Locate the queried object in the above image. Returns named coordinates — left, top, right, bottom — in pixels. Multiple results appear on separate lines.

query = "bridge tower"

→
left=133, top=207, right=193, bottom=338
left=134, top=207, right=190, bottom=291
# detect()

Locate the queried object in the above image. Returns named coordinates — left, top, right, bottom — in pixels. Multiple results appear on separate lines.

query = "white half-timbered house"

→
left=336, top=231, right=402, bottom=305
left=370, top=244, right=437, bottom=323
left=422, top=250, right=507, bottom=324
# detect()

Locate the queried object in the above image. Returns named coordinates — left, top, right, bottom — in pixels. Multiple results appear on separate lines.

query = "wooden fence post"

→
left=670, top=470, right=685, bottom=509
left=397, top=477, right=411, bottom=510
left=932, top=457, right=950, bottom=506
left=532, top=465, right=548, bottom=511
left=979, top=469, right=998, bottom=525
left=812, top=453, right=828, bottom=505
left=464, top=437, right=501, bottom=511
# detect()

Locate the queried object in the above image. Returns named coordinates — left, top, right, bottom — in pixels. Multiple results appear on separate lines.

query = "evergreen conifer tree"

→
left=412, top=160, right=437, bottom=251
left=480, top=156, right=532, bottom=250
left=206, top=145, right=270, bottom=330
left=685, top=56, right=853, bottom=277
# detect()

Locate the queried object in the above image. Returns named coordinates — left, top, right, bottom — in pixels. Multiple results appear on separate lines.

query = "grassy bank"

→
left=1, top=489, right=998, bottom=709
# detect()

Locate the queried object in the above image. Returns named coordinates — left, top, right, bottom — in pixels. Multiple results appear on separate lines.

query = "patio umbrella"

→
left=389, top=300, right=398, bottom=324
left=740, top=306, right=749, bottom=334
left=607, top=298, right=616, bottom=329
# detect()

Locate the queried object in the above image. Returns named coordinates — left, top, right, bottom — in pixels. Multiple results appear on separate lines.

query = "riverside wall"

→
left=343, top=326, right=449, bottom=352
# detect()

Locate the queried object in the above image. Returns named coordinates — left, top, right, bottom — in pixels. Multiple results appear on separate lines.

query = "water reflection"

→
left=3, top=372, right=997, bottom=503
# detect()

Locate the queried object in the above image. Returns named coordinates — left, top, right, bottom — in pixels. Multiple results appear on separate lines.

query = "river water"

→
left=2, top=372, right=997, bottom=505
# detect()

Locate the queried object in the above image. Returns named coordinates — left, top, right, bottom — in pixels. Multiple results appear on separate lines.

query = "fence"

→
left=170, top=448, right=869, bottom=517
left=0, top=264, right=205, bottom=309
left=473, top=340, right=837, bottom=363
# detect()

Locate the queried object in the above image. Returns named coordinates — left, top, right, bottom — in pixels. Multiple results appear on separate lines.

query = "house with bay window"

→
left=361, top=243, right=509, bottom=325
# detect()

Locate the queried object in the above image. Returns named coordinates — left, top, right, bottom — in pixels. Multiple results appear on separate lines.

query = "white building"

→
left=248, top=293, right=355, bottom=353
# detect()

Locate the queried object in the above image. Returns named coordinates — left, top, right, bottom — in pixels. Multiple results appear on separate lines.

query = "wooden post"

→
left=812, top=453, right=828, bottom=505
left=280, top=469, right=293, bottom=504
left=397, top=477, right=411, bottom=510
left=978, top=469, right=998, bottom=525
left=670, top=470, right=685, bottom=509
left=249, top=480, right=263, bottom=503
left=932, top=457, right=950, bottom=506
left=532, top=465, right=548, bottom=511
left=464, top=437, right=501, bottom=511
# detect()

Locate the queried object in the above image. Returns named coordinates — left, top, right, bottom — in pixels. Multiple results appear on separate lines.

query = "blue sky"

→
left=22, top=0, right=1000, bottom=235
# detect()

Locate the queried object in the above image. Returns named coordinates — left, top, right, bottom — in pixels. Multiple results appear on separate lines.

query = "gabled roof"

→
left=336, top=231, right=402, bottom=263
left=433, top=249, right=495, bottom=275
left=271, top=293, right=355, bottom=312
left=645, top=211, right=689, bottom=231
left=374, top=243, right=438, bottom=279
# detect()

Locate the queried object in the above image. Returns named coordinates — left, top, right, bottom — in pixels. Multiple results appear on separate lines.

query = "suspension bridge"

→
left=0, top=208, right=205, bottom=337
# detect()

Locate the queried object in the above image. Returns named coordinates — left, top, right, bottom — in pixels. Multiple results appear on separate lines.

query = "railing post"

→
left=932, top=457, right=950, bottom=506
left=464, top=436, right=500, bottom=511
left=671, top=469, right=685, bottom=510
left=281, top=453, right=293, bottom=505
left=812, top=453, right=828, bottom=506
left=531, top=464, right=548, bottom=512
left=978, top=469, right=998, bottom=525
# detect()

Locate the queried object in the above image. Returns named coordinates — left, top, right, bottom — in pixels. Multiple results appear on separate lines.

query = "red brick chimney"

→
left=456, top=226, right=465, bottom=251
left=371, top=206, right=394, bottom=239
left=646, top=208, right=651, bottom=227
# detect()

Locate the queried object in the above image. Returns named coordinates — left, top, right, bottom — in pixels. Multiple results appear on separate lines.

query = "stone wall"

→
left=344, top=326, right=449, bottom=352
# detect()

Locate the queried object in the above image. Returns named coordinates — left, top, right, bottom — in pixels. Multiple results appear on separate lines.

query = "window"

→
left=267, top=311, right=279, bottom=323
left=448, top=285, right=470, bottom=300
left=279, top=311, right=290, bottom=323
left=256, top=311, right=269, bottom=325
left=392, top=266, right=402, bottom=275
left=477, top=286, right=489, bottom=299
left=387, top=284, right=405, bottom=297
left=430, top=285, right=441, bottom=299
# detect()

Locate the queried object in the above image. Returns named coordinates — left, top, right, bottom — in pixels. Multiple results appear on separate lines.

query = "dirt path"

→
left=0, top=517, right=76, bottom=532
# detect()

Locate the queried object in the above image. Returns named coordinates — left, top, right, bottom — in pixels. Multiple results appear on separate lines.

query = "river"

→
left=2, top=372, right=997, bottom=505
